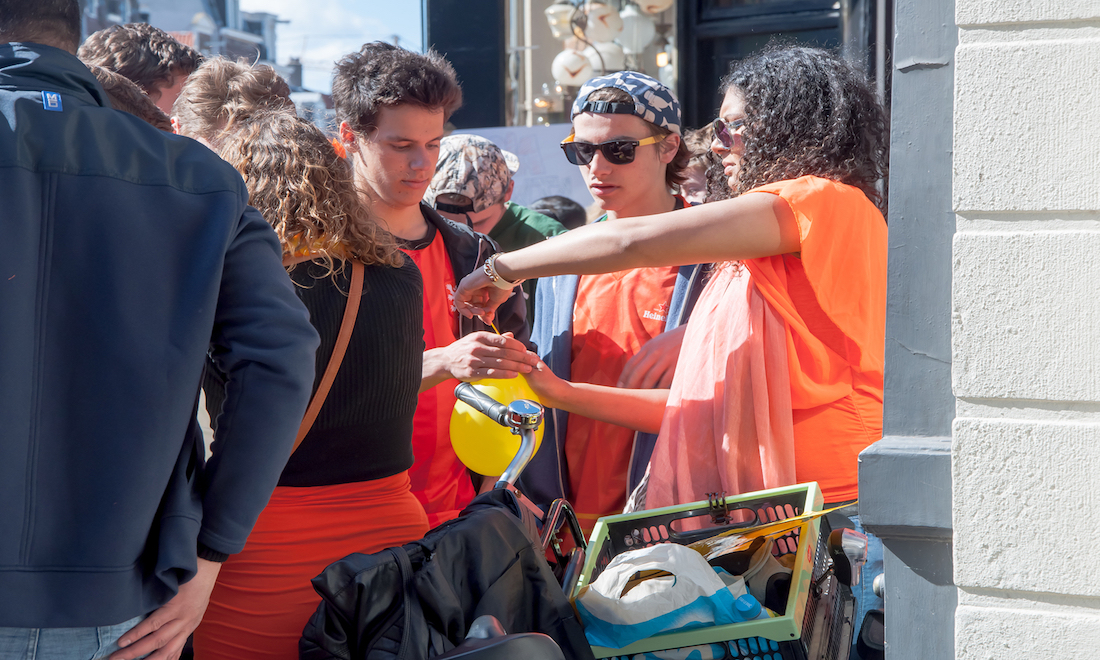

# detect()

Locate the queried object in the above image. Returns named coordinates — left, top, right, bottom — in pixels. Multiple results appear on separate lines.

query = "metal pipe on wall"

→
left=876, top=0, right=887, bottom=101
left=510, top=0, right=520, bottom=125
left=524, top=0, right=534, bottom=126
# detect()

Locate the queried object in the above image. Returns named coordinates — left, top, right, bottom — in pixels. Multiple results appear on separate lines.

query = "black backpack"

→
left=299, top=491, right=593, bottom=660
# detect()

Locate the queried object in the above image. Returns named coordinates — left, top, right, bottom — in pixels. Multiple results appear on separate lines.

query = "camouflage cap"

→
left=426, top=134, right=520, bottom=213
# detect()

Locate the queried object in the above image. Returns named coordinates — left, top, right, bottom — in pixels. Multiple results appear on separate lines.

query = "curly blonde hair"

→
left=216, top=111, right=403, bottom=272
left=172, top=57, right=294, bottom=147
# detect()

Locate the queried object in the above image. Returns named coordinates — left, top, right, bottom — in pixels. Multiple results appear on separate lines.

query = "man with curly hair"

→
left=333, top=42, right=536, bottom=527
left=79, top=22, right=203, bottom=113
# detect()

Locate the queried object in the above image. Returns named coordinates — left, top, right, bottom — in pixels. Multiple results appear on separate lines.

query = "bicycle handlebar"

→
left=453, top=382, right=545, bottom=489
left=455, top=382, right=511, bottom=427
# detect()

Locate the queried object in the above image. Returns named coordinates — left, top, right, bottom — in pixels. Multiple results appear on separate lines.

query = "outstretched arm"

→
left=455, top=192, right=799, bottom=321
left=526, top=360, right=668, bottom=435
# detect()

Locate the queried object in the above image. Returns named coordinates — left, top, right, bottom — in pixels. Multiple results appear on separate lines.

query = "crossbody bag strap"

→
left=290, top=259, right=364, bottom=455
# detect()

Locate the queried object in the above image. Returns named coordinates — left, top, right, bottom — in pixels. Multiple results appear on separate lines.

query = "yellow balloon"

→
left=450, top=376, right=544, bottom=476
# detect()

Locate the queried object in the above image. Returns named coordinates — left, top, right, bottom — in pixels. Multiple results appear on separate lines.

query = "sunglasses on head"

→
left=712, top=117, right=745, bottom=149
left=560, top=134, right=664, bottom=166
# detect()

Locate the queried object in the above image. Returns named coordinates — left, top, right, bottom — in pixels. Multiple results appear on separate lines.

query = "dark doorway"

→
left=677, top=0, right=890, bottom=129
left=423, top=0, right=507, bottom=129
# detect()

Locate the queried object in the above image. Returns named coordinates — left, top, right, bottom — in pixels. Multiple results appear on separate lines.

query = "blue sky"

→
left=240, top=0, right=423, bottom=92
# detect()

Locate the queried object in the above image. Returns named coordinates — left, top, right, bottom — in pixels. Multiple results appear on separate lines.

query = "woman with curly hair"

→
left=678, top=124, right=720, bottom=204
left=193, top=111, right=429, bottom=659
left=456, top=45, right=888, bottom=514
left=169, top=57, right=295, bottom=148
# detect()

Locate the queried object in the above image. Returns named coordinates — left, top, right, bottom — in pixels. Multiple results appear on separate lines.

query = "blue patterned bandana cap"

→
left=571, top=71, right=682, bottom=135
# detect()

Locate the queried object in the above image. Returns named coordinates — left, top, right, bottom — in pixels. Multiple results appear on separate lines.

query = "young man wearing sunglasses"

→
left=518, top=72, right=707, bottom=532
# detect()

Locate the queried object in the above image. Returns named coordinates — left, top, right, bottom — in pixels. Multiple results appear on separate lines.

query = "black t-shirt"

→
left=205, top=258, right=425, bottom=486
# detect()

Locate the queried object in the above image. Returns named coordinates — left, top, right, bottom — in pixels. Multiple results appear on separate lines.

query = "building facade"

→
left=423, top=0, right=890, bottom=129
left=80, top=0, right=287, bottom=79
left=869, top=0, right=1100, bottom=656
left=950, top=0, right=1100, bottom=656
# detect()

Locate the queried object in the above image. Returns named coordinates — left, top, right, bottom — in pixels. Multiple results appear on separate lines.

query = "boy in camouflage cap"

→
left=427, top=134, right=564, bottom=240
left=427, top=134, right=566, bottom=320
left=426, top=134, right=515, bottom=227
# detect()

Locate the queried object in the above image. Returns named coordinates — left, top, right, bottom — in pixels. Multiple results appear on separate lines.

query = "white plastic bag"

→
left=574, top=543, right=743, bottom=649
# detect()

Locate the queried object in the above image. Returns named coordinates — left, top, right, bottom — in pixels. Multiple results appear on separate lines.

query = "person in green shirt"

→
left=426, top=133, right=567, bottom=320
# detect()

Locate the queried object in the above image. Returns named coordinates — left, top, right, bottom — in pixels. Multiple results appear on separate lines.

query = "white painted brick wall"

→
left=956, top=602, right=1100, bottom=659
left=954, top=39, right=1100, bottom=213
left=952, top=231, right=1100, bottom=402
left=957, top=0, right=1100, bottom=27
left=953, top=0, right=1100, bottom=657
left=953, top=418, right=1100, bottom=595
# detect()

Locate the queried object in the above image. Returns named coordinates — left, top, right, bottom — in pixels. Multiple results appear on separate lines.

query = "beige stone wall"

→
left=952, top=1, right=1100, bottom=656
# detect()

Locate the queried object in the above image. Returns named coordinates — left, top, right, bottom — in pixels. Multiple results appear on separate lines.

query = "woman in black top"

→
left=194, top=110, right=430, bottom=659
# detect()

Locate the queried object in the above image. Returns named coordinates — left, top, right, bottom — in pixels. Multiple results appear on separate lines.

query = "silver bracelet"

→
left=482, top=252, right=524, bottom=290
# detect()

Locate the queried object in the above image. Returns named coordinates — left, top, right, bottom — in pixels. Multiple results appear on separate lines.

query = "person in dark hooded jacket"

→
left=0, top=3, right=318, bottom=658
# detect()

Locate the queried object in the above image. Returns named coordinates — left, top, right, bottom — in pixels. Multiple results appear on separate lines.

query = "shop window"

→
left=678, top=0, right=885, bottom=128
left=693, top=24, right=841, bottom=124
left=701, top=0, right=838, bottom=17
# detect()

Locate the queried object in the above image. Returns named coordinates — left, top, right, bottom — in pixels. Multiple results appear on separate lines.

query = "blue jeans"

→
left=848, top=514, right=883, bottom=659
left=0, top=615, right=145, bottom=660
left=826, top=505, right=883, bottom=659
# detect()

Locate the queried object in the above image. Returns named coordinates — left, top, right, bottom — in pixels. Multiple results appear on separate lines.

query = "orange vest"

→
left=567, top=265, right=679, bottom=531
left=401, top=233, right=475, bottom=526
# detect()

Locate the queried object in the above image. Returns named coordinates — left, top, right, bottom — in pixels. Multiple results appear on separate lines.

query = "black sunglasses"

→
left=560, top=134, right=663, bottom=166
left=712, top=117, right=745, bottom=148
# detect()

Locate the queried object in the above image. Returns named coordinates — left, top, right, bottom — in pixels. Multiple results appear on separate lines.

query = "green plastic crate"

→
left=572, top=482, right=840, bottom=659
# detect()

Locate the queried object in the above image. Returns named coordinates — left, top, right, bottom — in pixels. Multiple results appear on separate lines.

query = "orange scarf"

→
left=646, top=265, right=796, bottom=510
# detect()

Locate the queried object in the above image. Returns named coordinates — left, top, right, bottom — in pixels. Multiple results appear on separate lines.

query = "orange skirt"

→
left=192, top=472, right=429, bottom=660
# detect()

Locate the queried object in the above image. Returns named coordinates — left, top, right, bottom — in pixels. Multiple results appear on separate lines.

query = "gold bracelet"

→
left=482, top=252, right=524, bottom=290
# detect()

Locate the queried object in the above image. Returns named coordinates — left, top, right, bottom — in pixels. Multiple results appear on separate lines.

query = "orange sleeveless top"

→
left=743, top=176, right=887, bottom=502
left=568, top=265, right=679, bottom=531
